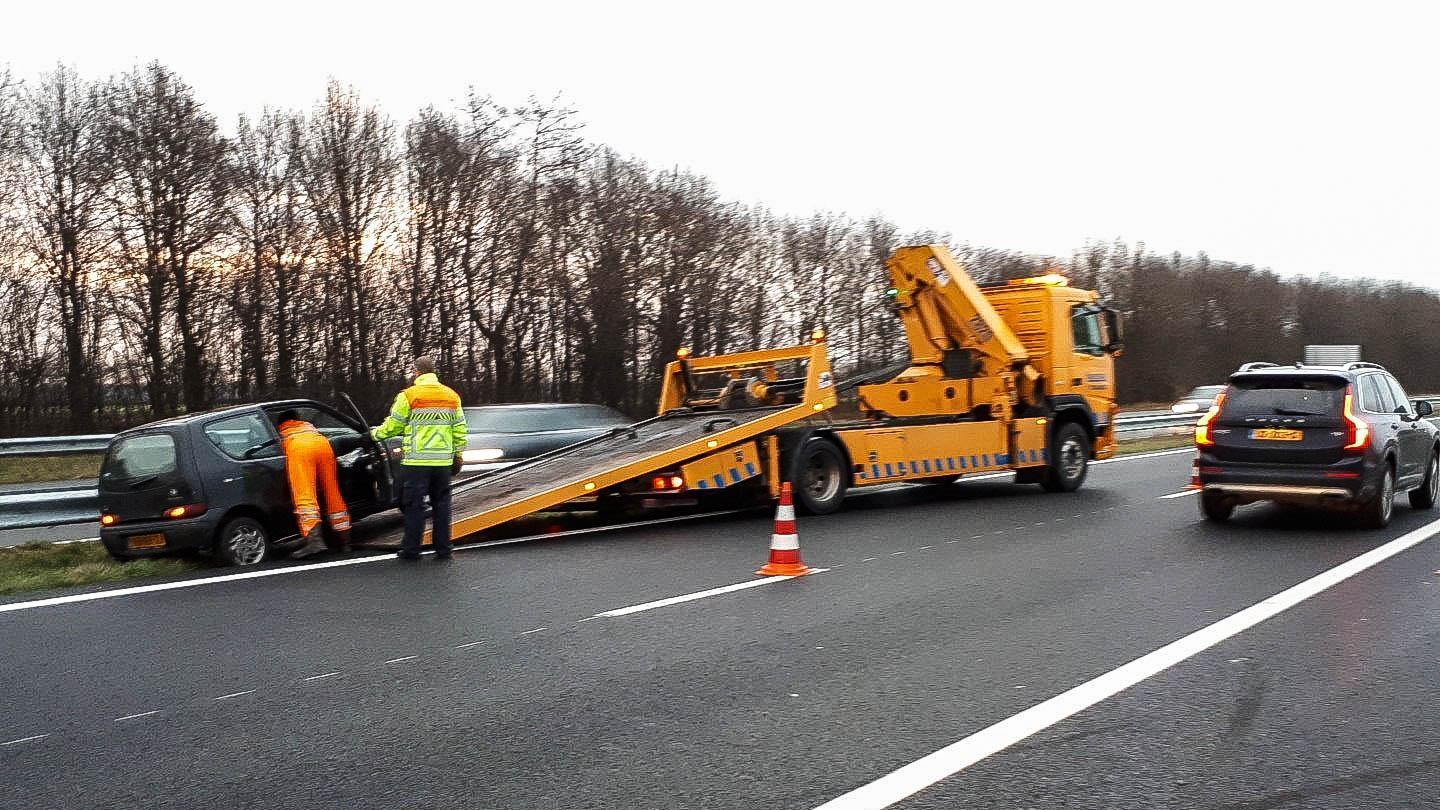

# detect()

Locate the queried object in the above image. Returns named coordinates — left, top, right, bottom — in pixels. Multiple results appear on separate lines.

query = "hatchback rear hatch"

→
left=1205, top=373, right=1352, bottom=465
left=98, top=430, right=202, bottom=524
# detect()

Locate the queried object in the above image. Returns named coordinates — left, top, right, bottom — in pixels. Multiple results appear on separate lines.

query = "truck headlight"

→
left=462, top=448, right=504, bottom=463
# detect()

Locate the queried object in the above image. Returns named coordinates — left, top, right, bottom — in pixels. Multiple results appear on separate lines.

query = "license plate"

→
left=1251, top=428, right=1303, bottom=441
left=127, top=533, right=166, bottom=550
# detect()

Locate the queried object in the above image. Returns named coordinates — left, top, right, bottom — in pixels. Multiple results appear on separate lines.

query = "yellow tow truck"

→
left=430, top=244, right=1123, bottom=542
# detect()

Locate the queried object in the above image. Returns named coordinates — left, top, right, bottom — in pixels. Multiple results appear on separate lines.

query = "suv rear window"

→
left=1224, top=377, right=1346, bottom=417
left=100, top=434, right=179, bottom=490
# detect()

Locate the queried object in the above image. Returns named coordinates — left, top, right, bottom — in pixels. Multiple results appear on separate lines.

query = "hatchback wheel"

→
left=1360, top=465, right=1395, bottom=529
left=1410, top=450, right=1439, bottom=510
left=214, top=516, right=269, bottom=566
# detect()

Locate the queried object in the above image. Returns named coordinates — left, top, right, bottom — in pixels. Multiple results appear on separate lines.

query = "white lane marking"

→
left=454, top=640, right=486, bottom=649
left=918, top=546, right=933, bottom=550
left=519, top=627, right=548, bottom=636
left=1, top=734, right=48, bottom=746
left=113, top=710, right=160, bottom=721
left=1096, top=447, right=1194, bottom=464
left=0, top=509, right=754, bottom=615
left=891, top=551, right=907, bottom=556
left=1160, top=489, right=1201, bottom=500
left=811, top=516, right=1440, bottom=810
left=51, top=537, right=98, bottom=546
left=303, top=671, right=341, bottom=681
left=384, top=656, right=418, bottom=664
left=862, top=557, right=877, bottom=562
left=212, top=690, right=255, bottom=701
left=593, top=569, right=830, bottom=619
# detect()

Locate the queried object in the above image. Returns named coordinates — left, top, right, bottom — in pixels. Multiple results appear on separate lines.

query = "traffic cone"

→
left=757, top=482, right=813, bottom=577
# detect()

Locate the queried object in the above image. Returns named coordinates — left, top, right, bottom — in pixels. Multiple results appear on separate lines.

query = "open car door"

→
left=340, top=393, right=398, bottom=508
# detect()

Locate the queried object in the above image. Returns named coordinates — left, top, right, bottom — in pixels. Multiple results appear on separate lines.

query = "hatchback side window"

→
left=206, top=413, right=281, bottom=460
left=276, top=406, right=360, bottom=440
left=1384, top=375, right=1412, bottom=415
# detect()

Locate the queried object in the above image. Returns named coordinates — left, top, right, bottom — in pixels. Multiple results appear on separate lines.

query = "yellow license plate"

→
left=1252, top=428, right=1303, bottom=441
left=127, top=533, right=166, bottom=550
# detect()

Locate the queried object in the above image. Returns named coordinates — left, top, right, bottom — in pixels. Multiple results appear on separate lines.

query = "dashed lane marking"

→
left=113, top=711, right=160, bottom=722
left=453, top=640, right=486, bottom=649
left=811, top=515, right=1440, bottom=810
left=592, top=569, right=830, bottom=619
left=519, top=627, right=548, bottom=636
left=1, top=734, right=48, bottom=746
left=1160, top=489, right=1201, bottom=499
left=303, top=672, right=342, bottom=681
left=384, top=656, right=418, bottom=664
left=212, top=690, right=255, bottom=701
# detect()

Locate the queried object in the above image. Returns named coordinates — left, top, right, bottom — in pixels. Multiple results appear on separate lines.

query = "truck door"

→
left=1068, top=305, right=1116, bottom=418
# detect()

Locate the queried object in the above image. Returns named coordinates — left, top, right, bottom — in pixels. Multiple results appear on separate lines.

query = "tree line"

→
left=0, top=62, right=1437, bottom=436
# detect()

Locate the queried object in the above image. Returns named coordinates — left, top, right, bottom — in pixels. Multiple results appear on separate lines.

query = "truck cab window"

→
left=1072, top=308, right=1104, bottom=356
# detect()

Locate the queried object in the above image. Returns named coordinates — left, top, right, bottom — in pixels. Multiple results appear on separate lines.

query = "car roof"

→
left=113, top=398, right=324, bottom=436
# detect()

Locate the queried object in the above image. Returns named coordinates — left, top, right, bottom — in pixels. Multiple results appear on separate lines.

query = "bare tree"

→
left=18, top=66, right=112, bottom=430
left=105, top=62, right=232, bottom=415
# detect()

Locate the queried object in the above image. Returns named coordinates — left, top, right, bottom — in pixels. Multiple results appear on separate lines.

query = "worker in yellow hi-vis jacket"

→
left=372, top=356, right=468, bottom=561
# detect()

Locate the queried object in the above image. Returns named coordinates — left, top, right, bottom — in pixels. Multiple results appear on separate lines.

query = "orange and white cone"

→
left=757, top=482, right=812, bottom=577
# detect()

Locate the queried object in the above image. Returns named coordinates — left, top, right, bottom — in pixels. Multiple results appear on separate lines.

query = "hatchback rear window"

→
left=100, top=434, right=178, bottom=490
left=1224, top=377, right=1346, bottom=417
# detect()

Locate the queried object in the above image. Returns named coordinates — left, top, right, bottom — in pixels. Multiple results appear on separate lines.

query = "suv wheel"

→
left=214, top=516, right=270, bottom=566
left=1410, top=450, right=1439, bottom=510
left=1359, top=464, right=1395, bottom=529
left=1040, top=423, right=1090, bottom=493
left=1200, top=491, right=1234, bottom=522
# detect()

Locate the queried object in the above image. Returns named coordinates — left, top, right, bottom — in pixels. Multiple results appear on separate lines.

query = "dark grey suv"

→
left=1194, top=362, right=1438, bottom=527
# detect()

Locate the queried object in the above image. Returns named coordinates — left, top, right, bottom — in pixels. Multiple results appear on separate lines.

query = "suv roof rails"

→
left=1343, top=361, right=1385, bottom=372
left=1236, top=362, right=1279, bottom=373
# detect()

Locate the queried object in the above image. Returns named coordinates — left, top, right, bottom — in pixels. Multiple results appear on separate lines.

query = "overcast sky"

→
left=5, top=1, right=1438, bottom=285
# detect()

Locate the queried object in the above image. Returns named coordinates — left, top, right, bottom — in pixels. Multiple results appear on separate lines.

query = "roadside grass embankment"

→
left=0, top=541, right=202, bottom=597
left=0, top=453, right=102, bottom=485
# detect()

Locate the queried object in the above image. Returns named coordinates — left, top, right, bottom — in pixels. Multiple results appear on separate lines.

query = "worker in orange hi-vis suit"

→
left=277, top=410, right=352, bottom=559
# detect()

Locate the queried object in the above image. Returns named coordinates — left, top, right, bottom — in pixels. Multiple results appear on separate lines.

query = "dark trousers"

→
left=400, top=465, right=453, bottom=556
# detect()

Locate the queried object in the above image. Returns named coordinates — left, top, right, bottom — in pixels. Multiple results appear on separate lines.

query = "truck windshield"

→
left=1224, top=377, right=1345, bottom=417
left=100, top=434, right=179, bottom=490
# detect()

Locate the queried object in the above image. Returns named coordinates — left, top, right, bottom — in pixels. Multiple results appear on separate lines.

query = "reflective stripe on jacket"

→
left=371, top=373, right=468, bottom=466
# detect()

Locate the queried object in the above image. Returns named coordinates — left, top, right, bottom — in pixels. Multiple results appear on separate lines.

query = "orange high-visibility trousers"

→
left=279, top=421, right=352, bottom=538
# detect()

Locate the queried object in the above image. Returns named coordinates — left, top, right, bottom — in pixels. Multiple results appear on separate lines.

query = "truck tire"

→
left=1199, top=491, right=1233, bottom=522
left=1409, top=449, right=1439, bottom=510
left=791, top=438, right=848, bottom=515
left=213, top=516, right=270, bottom=567
left=1359, top=464, right=1395, bottom=529
left=1040, top=422, right=1090, bottom=493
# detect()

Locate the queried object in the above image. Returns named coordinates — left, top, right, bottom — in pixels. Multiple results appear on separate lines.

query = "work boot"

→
left=291, top=530, right=327, bottom=559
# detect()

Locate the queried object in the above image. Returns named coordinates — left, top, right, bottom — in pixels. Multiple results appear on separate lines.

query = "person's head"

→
left=412, top=356, right=436, bottom=380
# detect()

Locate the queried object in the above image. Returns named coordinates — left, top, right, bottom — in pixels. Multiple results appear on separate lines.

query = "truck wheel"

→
left=1199, top=492, right=1233, bottom=522
left=792, top=438, right=848, bottom=515
left=1359, top=464, right=1395, bottom=529
left=213, top=516, right=270, bottom=567
left=1040, top=423, right=1090, bottom=493
left=1409, top=450, right=1439, bottom=510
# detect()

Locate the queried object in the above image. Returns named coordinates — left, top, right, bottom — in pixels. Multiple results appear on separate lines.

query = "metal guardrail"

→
left=0, top=434, right=113, bottom=456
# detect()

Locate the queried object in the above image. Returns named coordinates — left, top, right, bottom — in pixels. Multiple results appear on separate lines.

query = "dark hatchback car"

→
left=1195, top=362, right=1438, bottom=527
left=98, top=398, right=399, bottom=566
left=458, top=403, right=632, bottom=474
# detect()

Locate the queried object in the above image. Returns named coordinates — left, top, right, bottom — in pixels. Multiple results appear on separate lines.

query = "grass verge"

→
left=0, top=542, right=203, bottom=597
left=1116, top=434, right=1194, bottom=455
left=0, top=453, right=103, bottom=485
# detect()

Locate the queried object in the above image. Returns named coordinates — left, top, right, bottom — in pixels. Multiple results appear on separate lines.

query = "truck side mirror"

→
left=1102, top=307, right=1125, bottom=355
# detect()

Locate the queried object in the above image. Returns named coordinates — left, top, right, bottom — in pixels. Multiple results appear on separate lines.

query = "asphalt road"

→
left=2, top=449, right=1438, bottom=810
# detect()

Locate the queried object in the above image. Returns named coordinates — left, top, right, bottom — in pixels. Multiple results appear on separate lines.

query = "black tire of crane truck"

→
left=790, top=437, right=848, bottom=515
left=1040, top=422, right=1091, bottom=493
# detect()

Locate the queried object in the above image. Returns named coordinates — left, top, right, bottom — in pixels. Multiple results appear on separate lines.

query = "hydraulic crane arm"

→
left=887, top=244, right=1031, bottom=375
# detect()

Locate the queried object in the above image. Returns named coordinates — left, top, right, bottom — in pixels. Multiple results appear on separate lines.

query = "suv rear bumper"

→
left=1196, top=453, right=1373, bottom=503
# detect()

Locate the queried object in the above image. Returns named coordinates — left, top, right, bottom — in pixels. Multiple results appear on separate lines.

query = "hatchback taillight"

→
left=1342, top=387, right=1371, bottom=452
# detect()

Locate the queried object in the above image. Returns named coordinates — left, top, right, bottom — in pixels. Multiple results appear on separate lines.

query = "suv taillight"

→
left=1195, top=390, right=1227, bottom=447
left=1343, top=387, right=1371, bottom=452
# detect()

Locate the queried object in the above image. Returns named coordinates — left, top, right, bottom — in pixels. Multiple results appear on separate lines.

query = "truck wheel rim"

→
left=228, top=525, right=266, bottom=566
left=1060, top=437, right=1086, bottom=480
left=806, top=453, right=841, bottom=502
